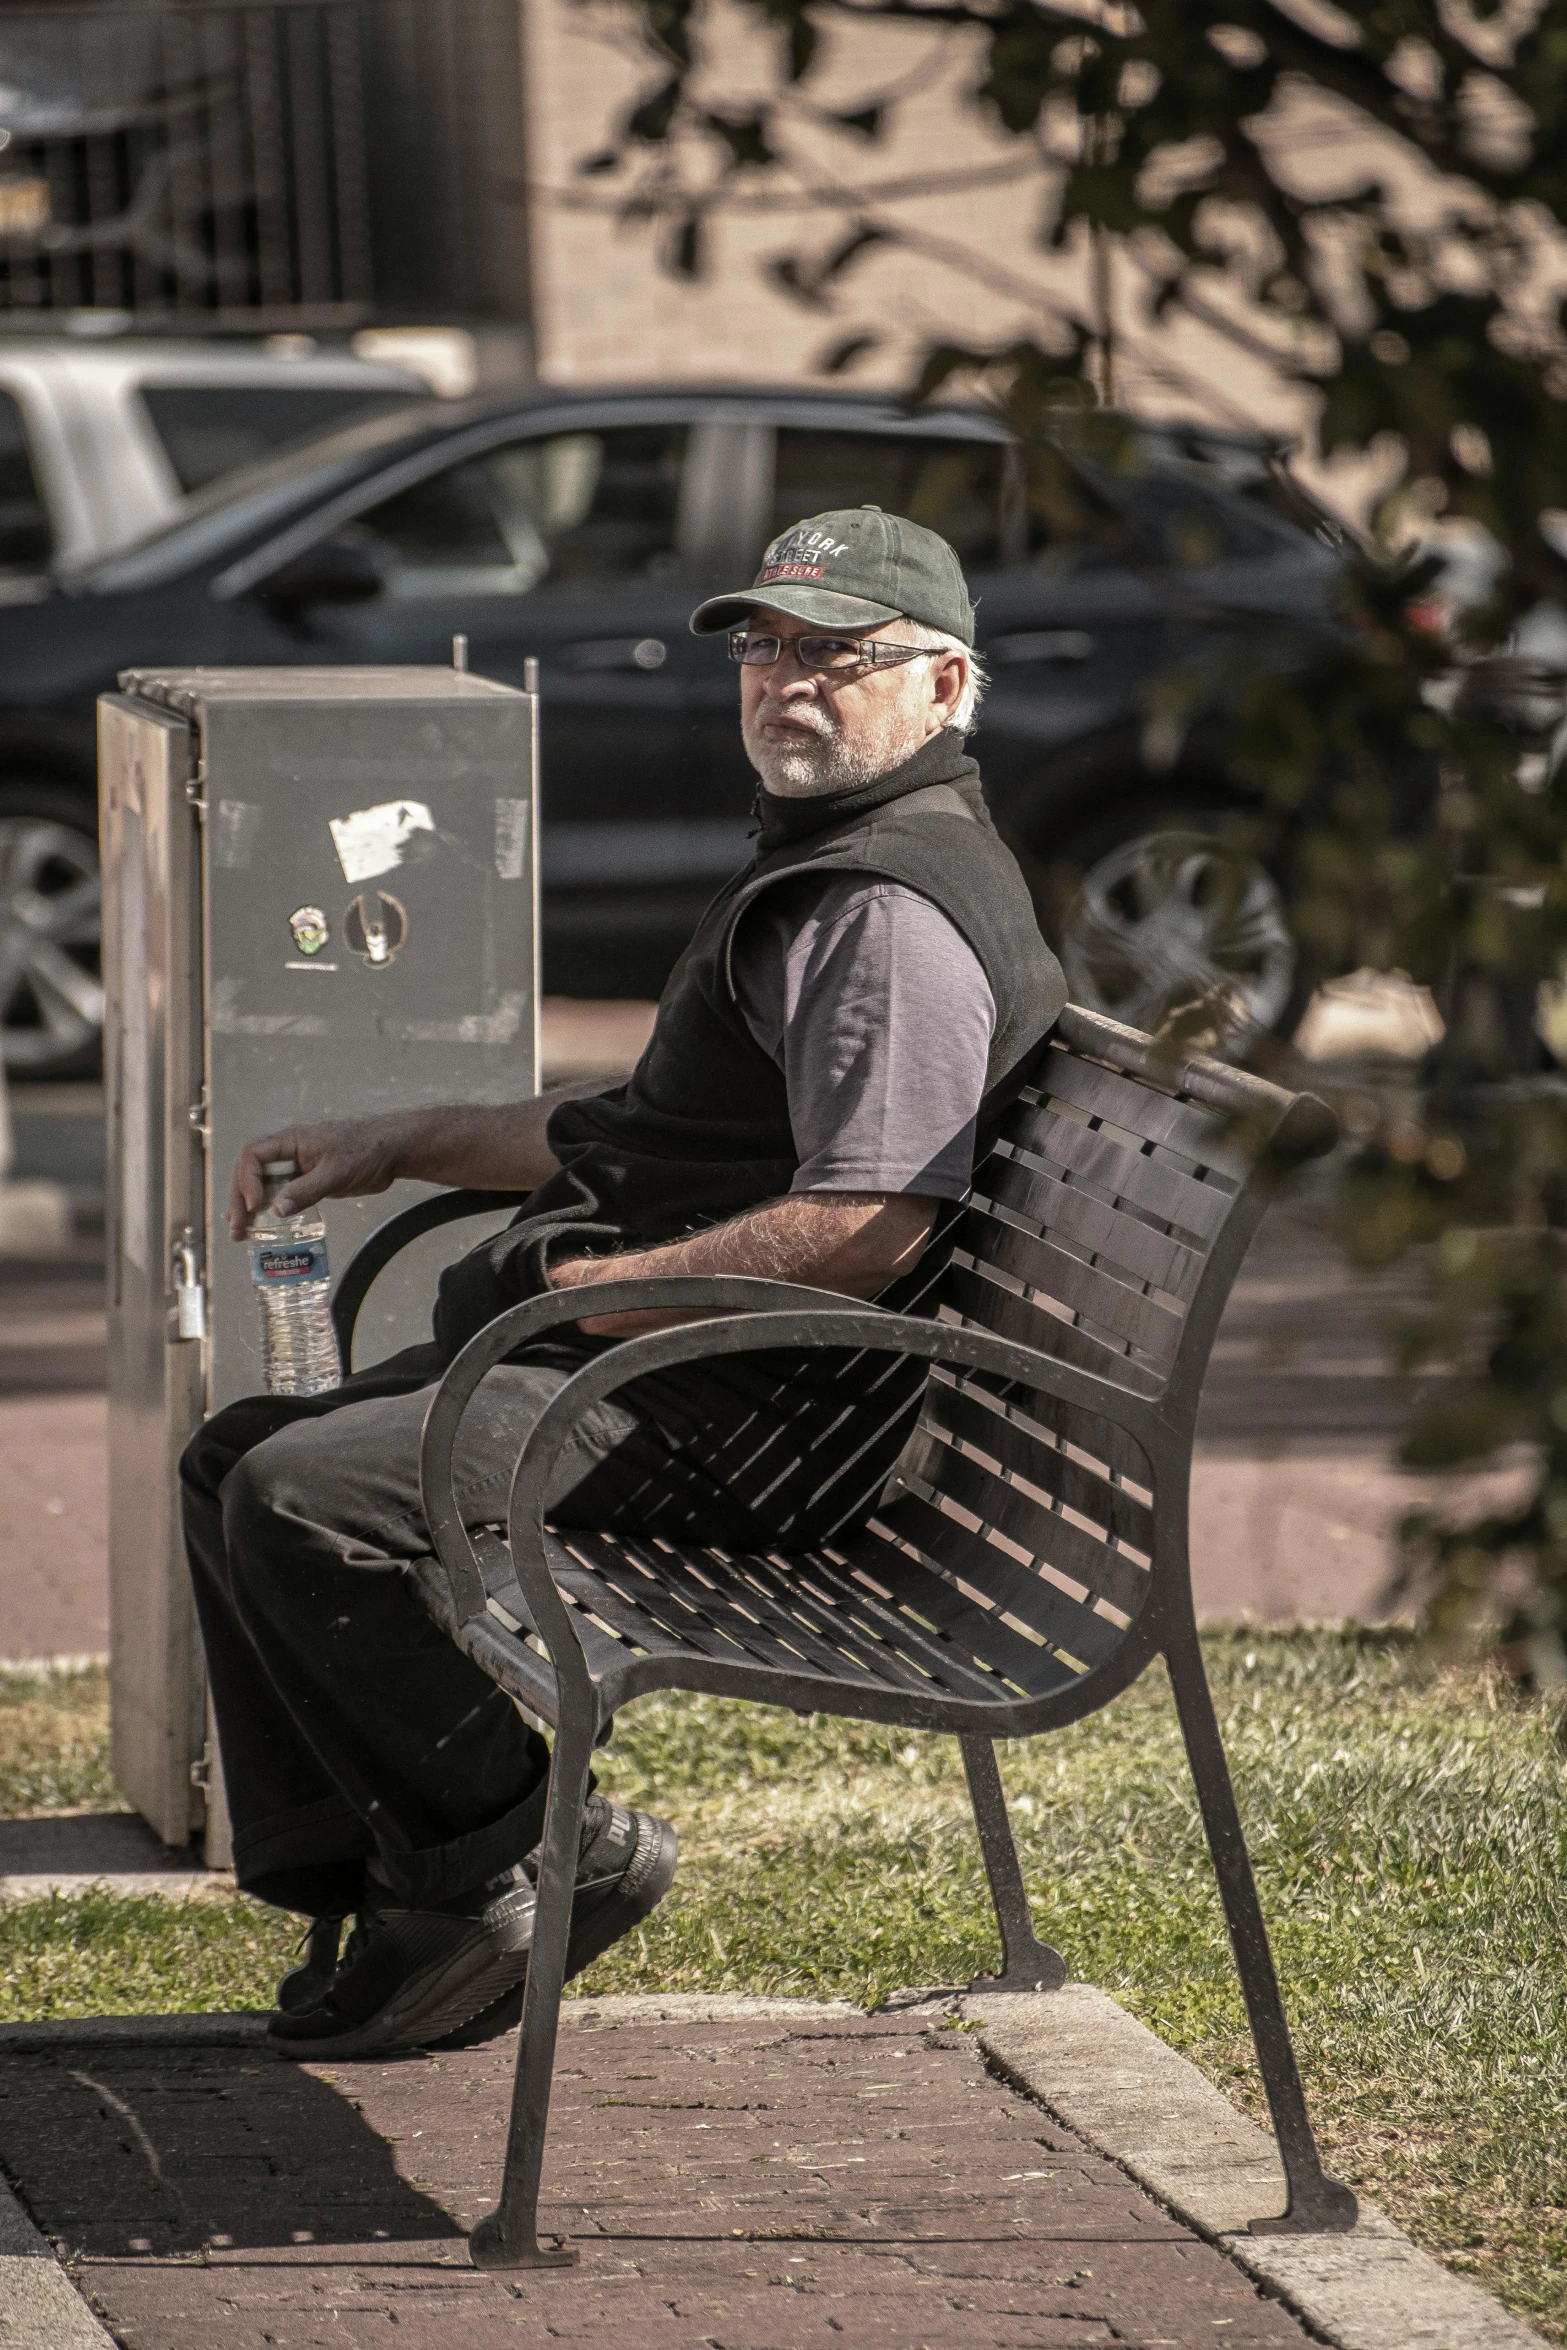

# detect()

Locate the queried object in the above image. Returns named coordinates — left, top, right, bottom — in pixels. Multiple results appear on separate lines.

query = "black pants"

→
left=181, top=1340, right=771, bottom=1919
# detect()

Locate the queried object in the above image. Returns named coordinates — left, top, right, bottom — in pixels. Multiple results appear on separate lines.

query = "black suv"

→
left=0, top=384, right=1347, bottom=1076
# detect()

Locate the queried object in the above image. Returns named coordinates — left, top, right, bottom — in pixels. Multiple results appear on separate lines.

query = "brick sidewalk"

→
left=0, top=2004, right=1316, bottom=2350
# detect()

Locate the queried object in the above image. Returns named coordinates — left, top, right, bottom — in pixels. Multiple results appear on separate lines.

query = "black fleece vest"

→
left=434, top=733, right=1064, bottom=1358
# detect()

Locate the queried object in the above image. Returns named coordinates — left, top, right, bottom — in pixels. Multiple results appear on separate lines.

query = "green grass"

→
left=0, top=1664, right=121, bottom=1815
left=2, top=1637, right=1564, bottom=2336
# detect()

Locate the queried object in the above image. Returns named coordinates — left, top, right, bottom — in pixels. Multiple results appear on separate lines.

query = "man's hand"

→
left=549, top=1191, right=938, bottom=1336
left=225, top=1081, right=611, bottom=1239
left=226, top=1114, right=412, bottom=1238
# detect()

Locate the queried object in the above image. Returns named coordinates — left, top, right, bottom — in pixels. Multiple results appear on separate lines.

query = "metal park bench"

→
left=331, top=1003, right=1357, bottom=2270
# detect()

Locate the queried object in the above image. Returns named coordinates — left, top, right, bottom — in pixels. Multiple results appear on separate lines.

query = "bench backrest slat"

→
left=981, top=1152, right=1207, bottom=1300
left=999, top=1110, right=1236, bottom=1243
left=963, top=1205, right=1188, bottom=1362
left=943, top=1263, right=1167, bottom=1394
left=1030, top=1052, right=1251, bottom=1178
left=915, top=1372, right=1155, bottom=1558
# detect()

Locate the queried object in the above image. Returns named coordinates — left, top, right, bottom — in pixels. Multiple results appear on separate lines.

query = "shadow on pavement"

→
left=0, top=1812, right=197, bottom=1876
left=0, top=2044, right=463, bottom=2255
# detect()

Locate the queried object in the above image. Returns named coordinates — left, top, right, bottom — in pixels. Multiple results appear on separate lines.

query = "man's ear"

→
left=933, top=650, right=967, bottom=722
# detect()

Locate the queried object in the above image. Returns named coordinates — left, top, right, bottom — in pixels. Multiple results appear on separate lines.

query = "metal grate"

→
left=0, top=0, right=527, bottom=325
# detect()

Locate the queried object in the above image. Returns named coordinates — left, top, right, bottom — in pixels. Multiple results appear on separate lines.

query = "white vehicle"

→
left=0, top=334, right=425, bottom=578
left=0, top=335, right=427, bottom=1077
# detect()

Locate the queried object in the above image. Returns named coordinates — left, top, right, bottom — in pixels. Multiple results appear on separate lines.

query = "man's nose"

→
left=760, top=654, right=819, bottom=697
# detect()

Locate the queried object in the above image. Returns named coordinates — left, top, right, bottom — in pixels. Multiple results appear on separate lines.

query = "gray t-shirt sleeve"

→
left=731, top=872, right=997, bottom=1200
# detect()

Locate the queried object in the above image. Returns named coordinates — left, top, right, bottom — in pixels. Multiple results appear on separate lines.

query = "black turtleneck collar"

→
left=753, top=731, right=980, bottom=856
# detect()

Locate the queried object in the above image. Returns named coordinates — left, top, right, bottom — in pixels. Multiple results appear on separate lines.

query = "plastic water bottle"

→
left=248, top=1158, right=341, bottom=1396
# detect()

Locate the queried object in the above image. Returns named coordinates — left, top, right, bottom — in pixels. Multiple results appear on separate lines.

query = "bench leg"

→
left=467, top=1706, right=597, bottom=2272
left=960, top=1735, right=1066, bottom=1994
left=1164, top=1624, right=1358, bottom=2235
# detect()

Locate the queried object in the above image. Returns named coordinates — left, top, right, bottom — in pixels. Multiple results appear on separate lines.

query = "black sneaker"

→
left=276, top=1914, right=346, bottom=2016
left=267, top=1865, right=536, bottom=2060
left=430, top=1796, right=679, bottom=2051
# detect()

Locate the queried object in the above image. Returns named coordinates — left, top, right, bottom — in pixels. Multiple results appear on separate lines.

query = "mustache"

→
left=748, top=704, right=839, bottom=745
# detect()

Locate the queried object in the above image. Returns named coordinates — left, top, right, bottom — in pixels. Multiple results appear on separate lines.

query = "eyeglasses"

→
left=728, top=630, right=936, bottom=677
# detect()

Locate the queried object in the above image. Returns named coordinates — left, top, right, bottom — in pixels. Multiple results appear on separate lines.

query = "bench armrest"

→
left=418, top=1277, right=889, bottom=1652
left=417, top=1277, right=1165, bottom=1679
left=332, top=1188, right=534, bottom=1371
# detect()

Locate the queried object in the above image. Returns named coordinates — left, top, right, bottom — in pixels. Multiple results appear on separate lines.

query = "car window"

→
left=354, top=424, right=690, bottom=596
left=139, top=383, right=424, bottom=493
left=1118, top=472, right=1282, bottom=567
left=77, top=404, right=454, bottom=594
left=0, top=389, right=52, bottom=570
left=1023, top=442, right=1132, bottom=566
left=772, top=430, right=1005, bottom=569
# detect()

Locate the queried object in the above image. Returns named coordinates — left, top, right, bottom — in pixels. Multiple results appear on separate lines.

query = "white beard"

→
left=744, top=696, right=931, bottom=798
left=750, top=735, right=885, bottom=795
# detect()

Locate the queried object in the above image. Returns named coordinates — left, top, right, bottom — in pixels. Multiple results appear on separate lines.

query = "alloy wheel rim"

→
left=0, top=817, right=105, bottom=1073
left=1061, top=828, right=1296, bottom=1050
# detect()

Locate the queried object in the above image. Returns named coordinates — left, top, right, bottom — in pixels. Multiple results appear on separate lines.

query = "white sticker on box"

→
left=327, top=799, right=435, bottom=885
left=494, top=796, right=530, bottom=881
left=214, top=799, right=262, bottom=870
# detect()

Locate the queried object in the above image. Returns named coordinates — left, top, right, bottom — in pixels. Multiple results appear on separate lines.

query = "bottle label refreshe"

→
left=249, top=1238, right=329, bottom=1286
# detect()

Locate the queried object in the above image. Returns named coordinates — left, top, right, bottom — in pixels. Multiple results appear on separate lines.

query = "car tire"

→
left=0, top=783, right=105, bottom=1081
left=1021, top=798, right=1308, bottom=1057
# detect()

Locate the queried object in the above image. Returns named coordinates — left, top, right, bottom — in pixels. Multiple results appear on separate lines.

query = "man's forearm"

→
left=550, top=1191, right=938, bottom=1336
left=385, top=1082, right=606, bottom=1190
left=227, top=1079, right=606, bottom=1233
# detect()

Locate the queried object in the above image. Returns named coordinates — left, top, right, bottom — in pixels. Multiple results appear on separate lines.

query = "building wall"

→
left=521, top=1, right=1347, bottom=480
left=520, top=0, right=1562, bottom=532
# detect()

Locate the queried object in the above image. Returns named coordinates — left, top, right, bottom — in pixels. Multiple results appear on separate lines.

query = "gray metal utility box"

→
left=101, top=667, right=537, bottom=1847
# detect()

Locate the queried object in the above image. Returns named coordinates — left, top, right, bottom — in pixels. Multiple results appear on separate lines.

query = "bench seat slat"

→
left=562, top=1537, right=836, bottom=1680
left=836, top=1514, right=1061, bottom=1676
left=644, top=1539, right=947, bottom=1692
left=552, top=1554, right=756, bottom=1666
left=709, top=1548, right=962, bottom=1694
left=980, top=1153, right=1206, bottom=1299
left=844, top=1520, right=1077, bottom=1695
left=918, top=1376, right=1155, bottom=1553
left=552, top=1537, right=813, bottom=1671
left=486, top=1526, right=1039, bottom=1704
left=610, top=1536, right=884, bottom=1681
left=476, top=1537, right=658, bottom=1681
left=869, top=1491, right=1088, bottom=1673
left=571, top=1531, right=1013, bottom=1701
left=785, top=1546, right=1030, bottom=1699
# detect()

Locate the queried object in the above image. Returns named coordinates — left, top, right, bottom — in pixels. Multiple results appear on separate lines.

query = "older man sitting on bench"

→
left=182, top=503, right=1064, bottom=2059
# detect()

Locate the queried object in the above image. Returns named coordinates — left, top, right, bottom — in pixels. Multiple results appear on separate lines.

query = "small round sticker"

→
left=288, top=905, right=329, bottom=956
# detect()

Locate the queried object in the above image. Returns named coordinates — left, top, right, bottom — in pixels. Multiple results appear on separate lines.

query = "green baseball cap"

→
left=690, top=505, right=975, bottom=645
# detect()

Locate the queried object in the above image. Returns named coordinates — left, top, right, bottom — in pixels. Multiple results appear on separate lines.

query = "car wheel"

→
left=0, top=787, right=104, bottom=1081
left=1052, top=813, right=1299, bottom=1054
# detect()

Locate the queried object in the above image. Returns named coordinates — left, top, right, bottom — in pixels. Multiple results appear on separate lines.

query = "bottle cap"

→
left=262, top=1159, right=299, bottom=1178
